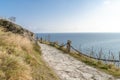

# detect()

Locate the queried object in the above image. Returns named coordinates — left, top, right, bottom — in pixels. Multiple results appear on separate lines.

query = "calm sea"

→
left=36, top=33, right=120, bottom=59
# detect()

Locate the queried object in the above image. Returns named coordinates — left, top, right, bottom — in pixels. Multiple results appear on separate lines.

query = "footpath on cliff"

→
left=39, top=43, right=120, bottom=80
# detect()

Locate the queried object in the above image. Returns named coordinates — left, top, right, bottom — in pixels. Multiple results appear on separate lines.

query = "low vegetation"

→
left=42, top=41, right=120, bottom=78
left=0, top=23, right=59, bottom=79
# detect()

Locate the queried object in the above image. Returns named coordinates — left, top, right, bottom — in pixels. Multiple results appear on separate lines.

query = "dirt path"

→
left=39, top=43, right=119, bottom=80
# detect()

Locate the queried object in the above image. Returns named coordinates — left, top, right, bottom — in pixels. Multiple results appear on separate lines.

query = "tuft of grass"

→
left=0, top=52, right=32, bottom=80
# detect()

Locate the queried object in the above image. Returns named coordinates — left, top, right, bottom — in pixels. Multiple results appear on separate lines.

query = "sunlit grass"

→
left=0, top=52, right=32, bottom=80
left=0, top=27, right=60, bottom=80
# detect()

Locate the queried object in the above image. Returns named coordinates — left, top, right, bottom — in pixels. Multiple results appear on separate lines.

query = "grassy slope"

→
left=0, top=27, right=60, bottom=80
left=44, top=41, right=120, bottom=78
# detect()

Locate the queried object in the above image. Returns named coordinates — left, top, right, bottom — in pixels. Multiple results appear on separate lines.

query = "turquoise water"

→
left=36, top=33, right=120, bottom=59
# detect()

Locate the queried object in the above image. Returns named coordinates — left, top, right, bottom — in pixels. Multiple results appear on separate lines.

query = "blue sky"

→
left=0, top=0, right=120, bottom=33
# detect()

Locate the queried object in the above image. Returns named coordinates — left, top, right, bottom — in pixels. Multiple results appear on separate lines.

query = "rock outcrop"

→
left=0, top=19, right=34, bottom=41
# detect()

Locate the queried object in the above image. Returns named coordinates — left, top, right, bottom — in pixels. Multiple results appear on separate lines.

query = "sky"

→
left=0, top=0, right=120, bottom=33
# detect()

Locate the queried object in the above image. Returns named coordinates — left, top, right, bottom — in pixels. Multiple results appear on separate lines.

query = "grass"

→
left=45, top=41, right=120, bottom=78
left=0, top=28, right=60, bottom=80
left=0, top=53, right=32, bottom=80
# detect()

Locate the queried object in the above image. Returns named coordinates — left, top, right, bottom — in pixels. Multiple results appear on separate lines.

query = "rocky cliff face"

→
left=0, top=19, right=34, bottom=41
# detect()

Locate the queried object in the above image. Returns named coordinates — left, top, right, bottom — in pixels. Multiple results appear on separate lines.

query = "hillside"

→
left=0, top=19, right=34, bottom=41
left=0, top=19, right=59, bottom=80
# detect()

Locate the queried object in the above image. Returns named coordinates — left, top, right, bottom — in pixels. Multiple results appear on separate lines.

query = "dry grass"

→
left=0, top=52, right=32, bottom=80
left=0, top=28, right=60, bottom=80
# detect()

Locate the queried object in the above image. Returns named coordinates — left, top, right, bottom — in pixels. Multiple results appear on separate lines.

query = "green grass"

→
left=0, top=28, right=60, bottom=80
left=46, top=41, right=120, bottom=78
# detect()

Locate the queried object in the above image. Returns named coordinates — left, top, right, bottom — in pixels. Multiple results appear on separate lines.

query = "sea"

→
left=36, top=33, right=120, bottom=60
